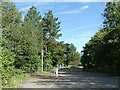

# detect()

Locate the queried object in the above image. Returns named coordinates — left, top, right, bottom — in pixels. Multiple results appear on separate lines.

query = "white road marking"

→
left=49, top=77, right=59, bottom=88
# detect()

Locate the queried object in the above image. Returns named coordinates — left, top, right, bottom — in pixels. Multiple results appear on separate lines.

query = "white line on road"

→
left=49, top=77, right=59, bottom=88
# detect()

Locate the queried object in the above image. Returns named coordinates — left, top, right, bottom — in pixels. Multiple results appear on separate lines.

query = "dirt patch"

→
left=31, top=72, right=57, bottom=79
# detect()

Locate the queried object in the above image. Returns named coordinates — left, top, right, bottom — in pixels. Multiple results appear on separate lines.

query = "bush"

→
left=2, top=48, right=16, bottom=86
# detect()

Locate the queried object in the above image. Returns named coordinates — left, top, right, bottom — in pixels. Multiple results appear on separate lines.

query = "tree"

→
left=15, top=6, right=42, bottom=73
left=63, top=43, right=81, bottom=66
left=42, top=10, right=62, bottom=71
left=1, top=2, right=82, bottom=87
left=81, top=2, right=120, bottom=75
left=1, top=2, right=22, bottom=86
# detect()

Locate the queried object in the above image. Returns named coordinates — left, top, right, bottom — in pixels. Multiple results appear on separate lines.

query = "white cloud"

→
left=56, top=5, right=89, bottom=15
left=57, top=10, right=80, bottom=15
left=76, top=23, right=101, bottom=30
left=13, top=0, right=55, bottom=2
left=13, top=0, right=112, bottom=2
left=59, top=26, right=99, bottom=52
left=65, top=23, right=101, bottom=32
left=66, top=36, right=91, bottom=52
left=47, top=6, right=54, bottom=9
left=81, top=5, right=89, bottom=10
left=66, top=30, right=96, bottom=52
left=64, top=24, right=101, bottom=52
left=20, top=5, right=32, bottom=12
left=20, top=3, right=46, bottom=12
left=61, top=5, right=69, bottom=9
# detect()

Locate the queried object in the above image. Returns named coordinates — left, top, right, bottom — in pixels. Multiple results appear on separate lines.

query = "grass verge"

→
left=3, top=73, right=30, bottom=88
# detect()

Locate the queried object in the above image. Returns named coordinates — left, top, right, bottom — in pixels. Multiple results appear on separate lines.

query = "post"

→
left=41, top=49, right=43, bottom=72
left=55, top=64, right=59, bottom=77
left=41, top=27, right=43, bottom=72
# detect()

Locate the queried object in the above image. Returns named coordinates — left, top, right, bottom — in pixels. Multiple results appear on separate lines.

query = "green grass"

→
left=3, top=73, right=30, bottom=88
left=34, top=71, right=54, bottom=76
left=2, top=69, right=54, bottom=88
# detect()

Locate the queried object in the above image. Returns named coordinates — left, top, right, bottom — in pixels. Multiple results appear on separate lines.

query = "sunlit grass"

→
left=3, top=73, right=30, bottom=88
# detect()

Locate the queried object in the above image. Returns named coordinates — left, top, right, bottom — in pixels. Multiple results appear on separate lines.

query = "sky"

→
left=14, top=2, right=106, bottom=53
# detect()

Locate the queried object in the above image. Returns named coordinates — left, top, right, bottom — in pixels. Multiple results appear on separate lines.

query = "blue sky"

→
left=14, top=2, right=106, bottom=53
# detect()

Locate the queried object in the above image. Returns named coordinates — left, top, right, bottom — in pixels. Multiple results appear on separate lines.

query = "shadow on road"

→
left=21, top=68, right=119, bottom=88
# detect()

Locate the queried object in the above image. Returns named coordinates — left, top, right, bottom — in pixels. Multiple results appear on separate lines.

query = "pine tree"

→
left=16, top=6, right=42, bottom=73
left=42, top=10, right=62, bottom=71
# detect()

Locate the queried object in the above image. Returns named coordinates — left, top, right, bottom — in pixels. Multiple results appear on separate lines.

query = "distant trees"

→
left=1, top=2, right=81, bottom=86
left=81, top=2, right=120, bottom=75
left=64, top=43, right=81, bottom=66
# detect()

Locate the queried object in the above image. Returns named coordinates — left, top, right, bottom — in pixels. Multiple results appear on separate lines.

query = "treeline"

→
left=81, top=2, right=120, bottom=75
left=1, top=2, right=80, bottom=87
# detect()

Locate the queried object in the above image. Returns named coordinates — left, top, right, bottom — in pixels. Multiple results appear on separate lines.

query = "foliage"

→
left=1, top=2, right=81, bottom=87
left=2, top=48, right=15, bottom=85
left=81, top=2, right=120, bottom=75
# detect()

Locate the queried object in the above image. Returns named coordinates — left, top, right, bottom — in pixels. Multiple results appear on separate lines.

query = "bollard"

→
left=55, top=64, right=59, bottom=77
left=56, top=67, right=58, bottom=77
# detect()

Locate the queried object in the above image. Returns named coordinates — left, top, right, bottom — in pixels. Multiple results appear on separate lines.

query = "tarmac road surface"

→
left=21, top=68, right=120, bottom=89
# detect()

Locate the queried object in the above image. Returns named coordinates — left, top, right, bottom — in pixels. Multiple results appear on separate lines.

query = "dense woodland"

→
left=1, top=2, right=80, bottom=86
left=81, top=2, right=120, bottom=75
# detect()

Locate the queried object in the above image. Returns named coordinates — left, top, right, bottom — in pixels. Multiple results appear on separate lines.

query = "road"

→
left=21, top=68, right=119, bottom=89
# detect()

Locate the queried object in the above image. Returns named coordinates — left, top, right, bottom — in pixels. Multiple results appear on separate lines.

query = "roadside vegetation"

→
left=1, top=2, right=80, bottom=87
left=1, top=1, right=120, bottom=88
left=81, top=2, right=120, bottom=75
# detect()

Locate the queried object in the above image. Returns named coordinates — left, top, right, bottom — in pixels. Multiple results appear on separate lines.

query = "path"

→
left=21, top=68, right=120, bottom=89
